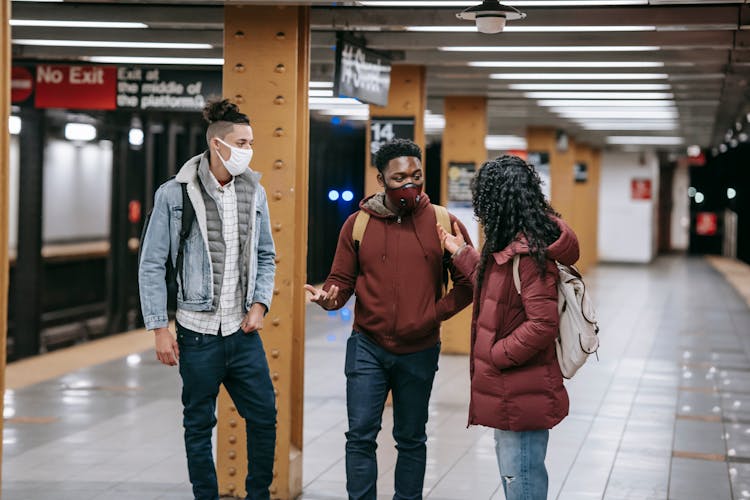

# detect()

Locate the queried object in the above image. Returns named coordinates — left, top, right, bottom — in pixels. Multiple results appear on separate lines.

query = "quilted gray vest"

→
left=198, top=164, right=257, bottom=310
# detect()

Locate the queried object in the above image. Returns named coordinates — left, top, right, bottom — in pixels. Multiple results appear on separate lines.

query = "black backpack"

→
left=138, top=181, right=196, bottom=313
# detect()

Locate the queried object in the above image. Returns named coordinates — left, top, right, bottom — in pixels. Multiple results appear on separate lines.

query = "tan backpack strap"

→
left=512, top=254, right=521, bottom=294
left=433, top=204, right=451, bottom=251
left=352, top=210, right=370, bottom=248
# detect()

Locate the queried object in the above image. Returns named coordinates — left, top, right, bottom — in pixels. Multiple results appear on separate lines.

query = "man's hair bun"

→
left=202, top=99, right=250, bottom=125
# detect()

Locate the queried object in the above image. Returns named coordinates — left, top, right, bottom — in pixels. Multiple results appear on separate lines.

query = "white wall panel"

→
left=598, top=151, right=659, bottom=263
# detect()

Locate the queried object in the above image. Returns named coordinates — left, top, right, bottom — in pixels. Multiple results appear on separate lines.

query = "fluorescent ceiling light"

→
left=606, top=136, right=684, bottom=145
left=492, top=73, right=668, bottom=80
left=65, top=123, right=97, bottom=142
left=87, top=56, right=223, bottom=65
left=556, top=111, right=678, bottom=119
left=309, top=89, right=334, bottom=97
left=318, top=108, right=370, bottom=116
left=578, top=123, right=678, bottom=130
left=524, top=92, right=674, bottom=99
left=9, top=116, right=21, bottom=135
left=472, top=61, right=663, bottom=68
left=14, top=39, right=212, bottom=49
left=485, top=135, right=527, bottom=150
left=440, top=46, right=660, bottom=53
left=409, top=25, right=654, bottom=33
left=510, top=84, right=671, bottom=91
left=537, top=100, right=676, bottom=107
left=11, top=19, right=148, bottom=28
left=359, top=0, right=647, bottom=5
left=309, top=97, right=363, bottom=105
left=309, top=81, right=334, bottom=88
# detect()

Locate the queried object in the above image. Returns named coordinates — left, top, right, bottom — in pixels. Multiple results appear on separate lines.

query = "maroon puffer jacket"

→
left=452, top=218, right=580, bottom=431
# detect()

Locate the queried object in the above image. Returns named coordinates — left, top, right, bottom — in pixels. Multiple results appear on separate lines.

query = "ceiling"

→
left=10, top=0, right=750, bottom=153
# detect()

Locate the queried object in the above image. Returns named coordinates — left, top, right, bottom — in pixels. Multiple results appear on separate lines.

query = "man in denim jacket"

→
left=138, top=99, right=277, bottom=500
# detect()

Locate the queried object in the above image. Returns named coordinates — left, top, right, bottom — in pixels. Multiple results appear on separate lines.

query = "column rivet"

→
left=272, top=318, right=281, bottom=326
left=274, top=127, right=285, bottom=137
left=273, top=160, right=284, bottom=169
left=274, top=222, right=282, bottom=232
left=233, top=63, right=246, bottom=73
left=274, top=96, right=285, bottom=105
left=274, top=190, right=283, bottom=200
left=271, top=349, right=280, bottom=358
left=234, top=30, right=245, bottom=39
left=276, top=31, right=285, bottom=40
left=228, top=435, right=237, bottom=444
left=275, top=64, right=286, bottom=73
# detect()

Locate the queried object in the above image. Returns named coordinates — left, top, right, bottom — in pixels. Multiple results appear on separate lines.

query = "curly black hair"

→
left=203, top=99, right=250, bottom=145
left=202, top=99, right=250, bottom=125
left=373, top=138, right=422, bottom=173
left=471, top=155, right=561, bottom=292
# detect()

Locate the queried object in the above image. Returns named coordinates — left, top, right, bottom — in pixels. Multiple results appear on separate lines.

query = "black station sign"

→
left=334, top=34, right=392, bottom=107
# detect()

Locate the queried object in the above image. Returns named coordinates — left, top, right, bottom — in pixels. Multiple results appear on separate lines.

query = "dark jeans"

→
left=177, top=323, right=277, bottom=500
left=344, top=331, right=440, bottom=500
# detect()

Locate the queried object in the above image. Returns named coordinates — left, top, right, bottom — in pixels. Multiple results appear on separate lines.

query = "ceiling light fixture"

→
left=456, top=0, right=526, bottom=34
left=472, top=61, right=663, bottom=68
left=440, top=46, right=660, bottom=52
left=523, top=92, right=674, bottom=99
left=86, top=56, right=223, bottom=65
left=492, top=73, right=668, bottom=80
left=14, top=39, right=212, bottom=49
left=408, top=25, right=655, bottom=33
left=536, top=100, right=676, bottom=107
left=10, top=19, right=148, bottom=28
left=606, top=136, right=684, bottom=145
left=510, top=84, right=671, bottom=91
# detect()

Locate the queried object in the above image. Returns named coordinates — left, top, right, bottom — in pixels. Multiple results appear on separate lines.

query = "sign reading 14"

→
left=371, top=121, right=395, bottom=143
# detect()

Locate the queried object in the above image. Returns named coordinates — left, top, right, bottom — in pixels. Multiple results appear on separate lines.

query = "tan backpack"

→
left=352, top=205, right=453, bottom=295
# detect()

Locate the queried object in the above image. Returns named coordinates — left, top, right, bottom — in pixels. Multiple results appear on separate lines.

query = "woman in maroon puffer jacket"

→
left=438, top=155, right=580, bottom=500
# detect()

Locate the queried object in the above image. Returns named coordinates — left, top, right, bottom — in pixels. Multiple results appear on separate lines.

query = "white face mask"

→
left=215, top=137, right=253, bottom=176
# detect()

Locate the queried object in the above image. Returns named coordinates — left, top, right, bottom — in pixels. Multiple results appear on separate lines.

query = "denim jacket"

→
left=138, top=152, right=276, bottom=331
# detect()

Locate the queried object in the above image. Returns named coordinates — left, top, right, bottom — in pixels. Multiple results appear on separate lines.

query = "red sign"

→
left=128, top=200, right=142, bottom=224
left=631, top=178, right=652, bottom=200
left=34, top=65, right=117, bottom=110
left=11, top=66, right=34, bottom=103
left=696, top=212, right=718, bottom=236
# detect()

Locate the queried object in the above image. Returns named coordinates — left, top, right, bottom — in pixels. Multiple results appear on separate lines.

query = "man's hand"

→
left=154, top=327, right=179, bottom=366
left=437, top=221, right=466, bottom=255
left=241, top=303, right=266, bottom=333
left=304, top=284, right=340, bottom=310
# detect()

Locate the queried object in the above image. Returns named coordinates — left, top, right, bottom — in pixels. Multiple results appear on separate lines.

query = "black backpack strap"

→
left=175, top=183, right=195, bottom=283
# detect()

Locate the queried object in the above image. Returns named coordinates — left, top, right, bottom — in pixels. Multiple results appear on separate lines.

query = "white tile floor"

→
left=4, top=255, right=750, bottom=499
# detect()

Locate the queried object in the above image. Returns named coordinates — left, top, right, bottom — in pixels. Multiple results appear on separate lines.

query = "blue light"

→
left=331, top=116, right=342, bottom=126
left=328, top=190, right=340, bottom=201
left=342, top=190, right=354, bottom=202
left=340, top=308, right=352, bottom=321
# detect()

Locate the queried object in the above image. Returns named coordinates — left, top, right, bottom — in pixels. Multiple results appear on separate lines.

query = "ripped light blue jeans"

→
left=494, top=428, right=549, bottom=500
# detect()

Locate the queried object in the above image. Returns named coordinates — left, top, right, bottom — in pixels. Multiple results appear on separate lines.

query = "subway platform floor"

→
left=4, top=255, right=750, bottom=500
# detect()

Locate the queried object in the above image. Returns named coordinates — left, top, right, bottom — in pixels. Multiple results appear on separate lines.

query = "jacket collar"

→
left=175, top=151, right=261, bottom=186
left=359, top=191, right=432, bottom=219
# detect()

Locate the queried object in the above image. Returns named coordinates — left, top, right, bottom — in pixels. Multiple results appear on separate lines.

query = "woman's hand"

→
left=437, top=221, right=466, bottom=255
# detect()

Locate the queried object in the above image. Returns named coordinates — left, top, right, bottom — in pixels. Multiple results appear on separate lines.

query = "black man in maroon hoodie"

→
left=305, top=139, right=473, bottom=500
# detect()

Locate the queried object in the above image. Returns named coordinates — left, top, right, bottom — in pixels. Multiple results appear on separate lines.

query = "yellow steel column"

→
left=0, top=0, right=10, bottom=487
left=365, top=65, right=426, bottom=196
left=440, top=96, right=486, bottom=354
left=572, top=142, right=600, bottom=273
left=527, top=127, right=599, bottom=273
left=220, top=6, right=309, bottom=499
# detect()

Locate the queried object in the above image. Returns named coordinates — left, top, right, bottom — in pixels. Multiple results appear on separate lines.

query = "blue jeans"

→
left=177, top=323, right=277, bottom=500
left=494, top=428, right=549, bottom=500
left=344, top=331, right=440, bottom=500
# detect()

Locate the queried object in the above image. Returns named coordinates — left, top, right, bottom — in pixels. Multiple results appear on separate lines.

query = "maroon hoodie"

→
left=323, top=192, right=474, bottom=354
left=452, top=217, right=580, bottom=431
